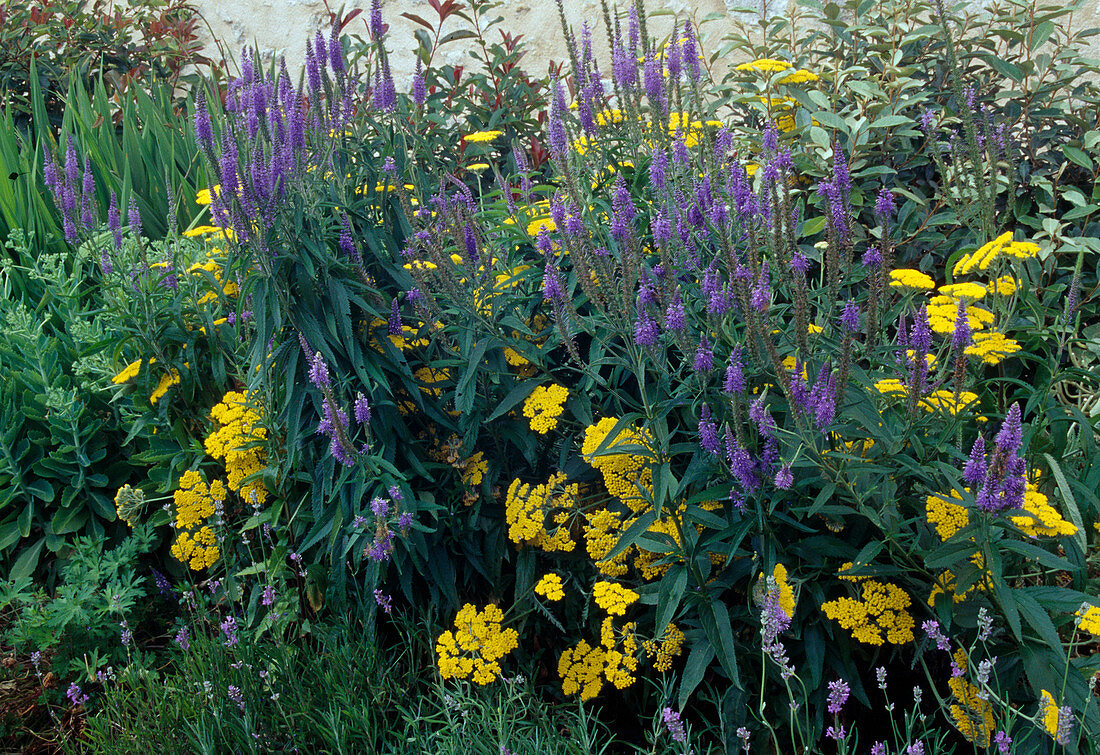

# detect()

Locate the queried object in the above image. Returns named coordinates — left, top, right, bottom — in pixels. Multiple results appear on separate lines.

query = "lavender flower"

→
left=397, top=511, right=413, bottom=531
left=922, top=619, right=950, bottom=652
left=665, top=289, right=687, bottom=331
left=412, top=59, right=426, bottom=106
left=371, top=496, right=389, bottom=516
left=724, top=349, right=745, bottom=394
left=662, top=707, right=688, bottom=743
left=644, top=52, right=664, bottom=112
left=993, top=731, right=1011, bottom=754
left=952, top=300, right=971, bottom=349
left=66, top=682, right=90, bottom=707
left=354, top=393, right=371, bottom=425
left=694, top=335, right=714, bottom=373
left=840, top=300, right=860, bottom=333
left=875, top=187, right=896, bottom=219
left=228, top=684, right=245, bottom=711
left=548, top=79, right=568, bottom=156
left=369, top=0, right=384, bottom=39
left=262, top=584, right=276, bottom=606
left=962, top=435, right=987, bottom=488
left=774, top=465, right=793, bottom=490
left=194, top=89, right=214, bottom=148
left=750, top=262, right=770, bottom=312
left=650, top=145, right=668, bottom=191
left=994, top=403, right=1022, bottom=456
left=127, top=196, right=142, bottom=238
left=634, top=308, right=659, bottom=347
left=374, top=588, right=393, bottom=614
left=542, top=262, right=564, bottom=303
left=174, top=625, right=191, bottom=650
left=699, top=405, right=720, bottom=455
left=108, top=191, right=122, bottom=249
left=220, top=616, right=239, bottom=648
left=682, top=22, right=701, bottom=81
left=862, top=246, right=882, bottom=267
left=308, top=351, right=330, bottom=388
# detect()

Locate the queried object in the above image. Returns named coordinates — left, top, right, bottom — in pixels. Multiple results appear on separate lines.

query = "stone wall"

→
left=193, top=0, right=1100, bottom=85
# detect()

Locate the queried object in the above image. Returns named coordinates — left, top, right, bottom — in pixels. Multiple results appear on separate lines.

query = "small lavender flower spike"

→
left=661, top=707, right=688, bottom=744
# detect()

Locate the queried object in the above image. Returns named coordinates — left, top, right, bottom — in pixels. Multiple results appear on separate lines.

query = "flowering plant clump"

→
left=436, top=604, right=519, bottom=685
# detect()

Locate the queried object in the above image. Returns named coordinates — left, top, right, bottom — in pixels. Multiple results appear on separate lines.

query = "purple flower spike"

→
left=995, top=404, right=1022, bottom=456
left=699, top=405, right=720, bottom=455
left=724, top=349, right=745, bottom=394
left=665, top=289, right=687, bottom=331
left=875, top=187, right=896, bottom=219
left=750, top=261, right=770, bottom=312
left=694, top=335, right=714, bottom=373
left=962, top=435, right=986, bottom=488
left=354, top=393, right=371, bottom=425
left=952, top=300, right=971, bottom=350
left=308, top=351, right=330, bottom=388
left=840, top=300, right=860, bottom=333
left=827, top=678, right=850, bottom=715
left=775, top=465, right=793, bottom=489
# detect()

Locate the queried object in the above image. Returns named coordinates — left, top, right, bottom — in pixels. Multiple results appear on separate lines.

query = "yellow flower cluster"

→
left=938, top=282, right=987, bottom=301
left=582, top=418, right=654, bottom=511
left=643, top=623, right=685, bottom=672
left=779, top=68, right=819, bottom=84
left=1010, top=483, right=1077, bottom=538
left=173, top=470, right=227, bottom=530
left=460, top=451, right=488, bottom=487
left=821, top=579, right=915, bottom=645
left=436, top=604, right=519, bottom=685
left=953, top=232, right=1039, bottom=276
left=189, top=260, right=240, bottom=305
left=535, top=573, right=565, bottom=601
left=965, top=332, right=1022, bottom=365
left=504, top=473, right=577, bottom=552
left=414, top=366, right=450, bottom=397
left=592, top=580, right=639, bottom=616
left=170, top=525, right=219, bottom=570
left=736, top=58, right=792, bottom=73
left=873, top=378, right=908, bottom=397
left=926, top=490, right=969, bottom=540
left=987, top=275, right=1018, bottom=296
left=522, top=384, right=569, bottom=434
left=584, top=507, right=631, bottom=576
left=773, top=564, right=796, bottom=619
left=1040, top=689, right=1060, bottom=738
left=113, top=484, right=144, bottom=527
left=204, top=391, right=268, bottom=506
left=926, top=296, right=995, bottom=334
left=559, top=618, right=639, bottom=699
left=948, top=650, right=994, bottom=746
left=112, top=358, right=149, bottom=384
left=929, top=568, right=979, bottom=606
left=368, top=317, right=432, bottom=351
left=150, top=369, right=180, bottom=404
left=888, top=269, right=936, bottom=290
left=1076, top=604, right=1100, bottom=634
left=463, top=130, right=503, bottom=143
left=916, top=389, right=980, bottom=416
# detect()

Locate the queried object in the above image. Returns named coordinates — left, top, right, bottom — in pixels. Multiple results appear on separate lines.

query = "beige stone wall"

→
left=192, top=0, right=1100, bottom=86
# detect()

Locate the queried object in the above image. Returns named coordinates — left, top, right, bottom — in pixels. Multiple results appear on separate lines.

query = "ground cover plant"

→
left=1, top=0, right=1099, bottom=752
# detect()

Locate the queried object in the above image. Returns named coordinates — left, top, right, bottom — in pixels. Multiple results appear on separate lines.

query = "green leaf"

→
left=677, top=636, right=715, bottom=710
left=655, top=565, right=688, bottom=636
left=486, top=378, right=540, bottom=422
left=811, top=111, right=848, bottom=133
left=1043, top=453, right=1087, bottom=555
left=455, top=340, right=488, bottom=415
left=10, top=538, right=45, bottom=580
left=1063, top=146, right=1094, bottom=172
left=869, top=114, right=911, bottom=130
left=606, top=509, right=657, bottom=561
